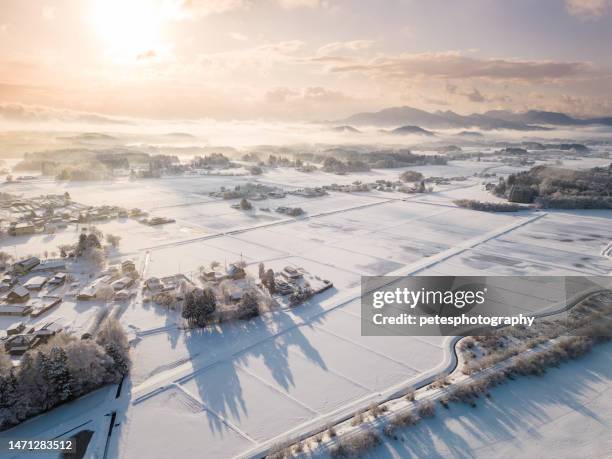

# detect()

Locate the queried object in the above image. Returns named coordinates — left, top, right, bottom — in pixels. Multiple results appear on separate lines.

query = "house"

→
left=32, top=259, right=66, bottom=272
left=7, top=322, right=27, bottom=336
left=4, top=334, right=34, bottom=354
left=0, top=303, right=32, bottom=316
left=274, top=280, right=294, bottom=295
left=282, top=266, right=303, bottom=281
left=48, top=272, right=67, bottom=285
left=9, top=222, right=36, bottom=236
left=77, top=276, right=110, bottom=300
left=29, top=296, right=62, bottom=317
left=111, top=276, right=134, bottom=291
left=33, top=321, right=63, bottom=338
left=23, top=275, right=49, bottom=290
left=12, top=257, right=40, bottom=275
left=0, top=275, right=16, bottom=292
left=201, top=271, right=225, bottom=282
left=121, top=259, right=136, bottom=273
left=145, top=277, right=162, bottom=290
left=226, top=264, right=246, bottom=280
left=6, top=285, right=30, bottom=303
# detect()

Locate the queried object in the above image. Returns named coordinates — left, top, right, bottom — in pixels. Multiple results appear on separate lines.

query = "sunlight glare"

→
left=92, top=0, right=166, bottom=60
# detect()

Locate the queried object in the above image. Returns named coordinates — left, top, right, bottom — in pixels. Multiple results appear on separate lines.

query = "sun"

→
left=91, top=0, right=166, bottom=60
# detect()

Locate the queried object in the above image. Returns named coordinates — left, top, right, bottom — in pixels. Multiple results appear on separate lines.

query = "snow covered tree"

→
left=263, top=269, right=276, bottom=294
left=96, top=318, right=131, bottom=379
left=87, top=247, right=106, bottom=269
left=86, top=233, right=102, bottom=249
left=239, top=198, right=252, bottom=210
left=103, top=342, right=130, bottom=381
left=0, top=329, right=131, bottom=431
left=106, top=234, right=121, bottom=248
left=0, top=347, right=11, bottom=375
left=237, top=290, right=260, bottom=320
left=76, top=233, right=88, bottom=255
left=182, top=288, right=217, bottom=327
left=96, top=318, right=129, bottom=351
left=47, top=347, right=74, bottom=404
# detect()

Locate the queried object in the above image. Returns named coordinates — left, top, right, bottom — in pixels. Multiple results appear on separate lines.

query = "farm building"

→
left=0, top=303, right=32, bottom=316
left=6, top=285, right=30, bottom=303
left=29, top=296, right=62, bottom=317
left=23, top=275, right=49, bottom=290
left=111, top=277, right=134, bottom=291
left=12, top=257, right=40, bottom=275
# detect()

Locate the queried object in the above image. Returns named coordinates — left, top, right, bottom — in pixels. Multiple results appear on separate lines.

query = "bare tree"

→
left=105, top=234, right=121, bottom=248
left=95, top=284, right=115, bottom=302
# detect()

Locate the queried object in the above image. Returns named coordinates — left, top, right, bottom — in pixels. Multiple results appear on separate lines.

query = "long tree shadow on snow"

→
left=181, top=298, right=328, bottom=437
left=370, top=343, right=612, bottom=459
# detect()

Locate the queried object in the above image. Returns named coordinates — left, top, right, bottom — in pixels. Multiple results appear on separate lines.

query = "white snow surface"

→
left=1, top=160, right=611, bottom=458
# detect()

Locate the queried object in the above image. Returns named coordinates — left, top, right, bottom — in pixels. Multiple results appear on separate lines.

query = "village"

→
left=0, top=192, right=175, bottom=239
left=0, top=142, right=610, bottom=459
left=1, top=243, right=333, bottom=358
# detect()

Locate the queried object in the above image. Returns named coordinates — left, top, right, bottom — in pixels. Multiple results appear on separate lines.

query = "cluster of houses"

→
left=321, top=181, right=402, bottom=193
left=143, top=216, right=176, bottom=226
left=0, top=256, right=67, bottom=354
left=0, top=193, right=131, bottom=237
left=0, top=192, right=177, bottom=238
left=0, top=256, right=65, bottom=318
left=143, top=273, right=194, bottom=306
left=288, top=187, right=328, bottom=198
left=76, top=259, right=138, bottom=301
left=2, top=319, right=63, bottom=355
left=144, top=263, right=251, bottom=307
left=210, top=183, right=286, bottom=200
left=268, top=265, right=333, bottom=305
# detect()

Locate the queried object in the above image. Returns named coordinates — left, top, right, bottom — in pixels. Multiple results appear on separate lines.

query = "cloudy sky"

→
left=2, top=0, right=612, bottom=121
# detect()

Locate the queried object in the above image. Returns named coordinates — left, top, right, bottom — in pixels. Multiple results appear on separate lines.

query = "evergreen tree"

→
left=182, top=288, right=217, bottom=327
left=76, top=233, right=88, bottom=255
left=104, top=342, right=129, bottom=379
left=47, top=347, right=74, bottom=403
left=86, top=233, right=102, bottom=249
left=264, top=269, right=276, bottom=294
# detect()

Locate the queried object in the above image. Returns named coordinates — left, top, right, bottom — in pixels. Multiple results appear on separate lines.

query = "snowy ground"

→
left=1, top=158, right=611, bottom=458
left=361, top=342, right=612, bottom=459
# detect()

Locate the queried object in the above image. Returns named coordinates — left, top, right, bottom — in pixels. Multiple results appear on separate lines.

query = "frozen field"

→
left=364, top=342, right=612, bottom=459
left=2, top=160, right=611, bottom=458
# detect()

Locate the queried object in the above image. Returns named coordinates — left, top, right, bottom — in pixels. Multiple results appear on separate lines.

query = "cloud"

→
left=465, top=88, right=485, bottom=103
left=177, top=0, right=250, bottom=17
left=177, top=0, right=327, bottom=17
left=445, top=83, right=512, bottom=104
left=229, top=32, right=248, bottom=41
left=317, top=40, right=375, bottom=56
left=265, top=86, right=352, bottom=103
left=323, top=51, right=594, bottom=82
left=0, top=103, right=129, bottom=125
left=565, top=0, right=611, bottom=19
left=277, top=0, right=323, bottom=8
left=196, top=40, right=305, bottom=77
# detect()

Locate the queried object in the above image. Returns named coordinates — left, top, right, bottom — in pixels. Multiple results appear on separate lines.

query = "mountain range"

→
left=337, top=106, right=612, bottom=131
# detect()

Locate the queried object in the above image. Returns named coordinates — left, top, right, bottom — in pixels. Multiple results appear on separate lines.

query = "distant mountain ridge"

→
left=338, top=106, right=612, bottom=130
left=388, top=125, right=435, bottom=136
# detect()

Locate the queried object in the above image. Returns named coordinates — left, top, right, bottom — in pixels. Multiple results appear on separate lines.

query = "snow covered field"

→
left=2, top=158, right=611, bottom=458
left=364, top=342, right=612, bottom=459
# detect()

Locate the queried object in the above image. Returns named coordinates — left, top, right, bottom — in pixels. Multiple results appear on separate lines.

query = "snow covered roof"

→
left=9, top=285, right=29, bottom=298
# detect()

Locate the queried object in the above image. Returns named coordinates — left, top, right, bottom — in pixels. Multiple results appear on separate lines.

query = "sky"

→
left=1, top=0, right=612, bottom=122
